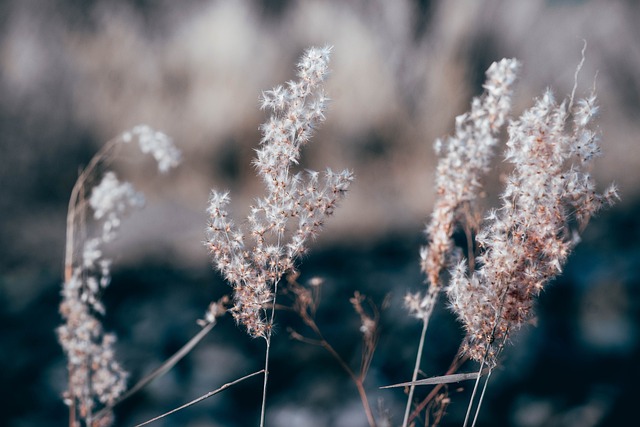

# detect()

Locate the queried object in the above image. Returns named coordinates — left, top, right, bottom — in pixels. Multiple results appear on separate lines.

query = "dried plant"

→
left=400, top=52, right=618, bottom=427
left=58, top=126, right=181, bottom=427
left=448, top=88, right=618, bottom=365
left=449, top=82, right=618, bottom=427
left=286, top=276, right=380, bottom=427
left=204, top=45, right=353, bottom=426
left=55, top=42, right=619, bottom=427
left=402, top=58, right=520, bottom=427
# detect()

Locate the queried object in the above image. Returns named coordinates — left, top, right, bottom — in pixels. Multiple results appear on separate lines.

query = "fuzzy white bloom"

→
left=89, top=171, right=144, bottom=242
left=58, top=268, right=128, bottom=424
left=60, top=125, right=180, bottom=425
left=82, top=237, right=102, bottom=269
left=446, top=82, right=618, bottom=365
left=90, top=172, right=144, bottom=220
left=407, top=58, right=520, bottom=321
left=125, top=125, right=182, bottom=173
left=206, top=46, right=353, bottom=338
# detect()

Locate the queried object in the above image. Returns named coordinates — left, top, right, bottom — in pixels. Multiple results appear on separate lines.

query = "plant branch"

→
left=401, top=318, right=428, bottom=427
left=292, top=301, right=377, bottom=427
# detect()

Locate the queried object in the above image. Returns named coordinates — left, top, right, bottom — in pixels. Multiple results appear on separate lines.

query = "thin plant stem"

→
left=468, top=330, right=507, bottom=427
left=63, top=140, right=122, bottom=427
left=462, top=357, right=486, bottom=427
left=402, top=318, right=429, bottom=427
left=471, top=367, right=493, bottom=427
left=133, top=370, right=264, bottom=427
left=317, top=328, right=376, bottom=426
left=356, top=380, right=377, bottom=427
left=65, top=138, right=120, bottom=281
left=462, top=280, right=510, bottom=427
left=259, top=278, right=280, bottom=427
left=291, top=306, right=377, bottom=427
left=94, top=321, right=217, bottom=421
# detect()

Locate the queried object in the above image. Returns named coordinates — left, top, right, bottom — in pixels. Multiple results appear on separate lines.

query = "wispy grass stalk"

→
left=403, top=58, right=520, bottom=427
left=59, top=126, right=181, bottom=427
left=204, top=45, right=353, bottom=426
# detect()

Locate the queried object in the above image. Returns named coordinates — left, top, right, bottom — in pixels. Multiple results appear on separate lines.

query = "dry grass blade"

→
left=133, top=370, right=264, bottom=427
left=380, top=368, right=490, bottom=389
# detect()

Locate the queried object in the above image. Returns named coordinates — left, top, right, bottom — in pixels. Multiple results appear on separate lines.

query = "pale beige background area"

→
left=2, top=0, right=637, bottom=271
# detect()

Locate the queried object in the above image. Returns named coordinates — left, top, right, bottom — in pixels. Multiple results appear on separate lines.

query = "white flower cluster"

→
left=122, top=125, right=182, bottom=173
left=446, top=83, right=618, bottom=365
left=59, top=126, right=181, bottom=426
left=58, top=269, right=128, bottom=424
left=57, top=172, right=145, bottom=424
left=90, top=171, right=145, bottom=241
left=406, top=59, right=520, bottom=321
left=205, top=46, right=354, bottom=338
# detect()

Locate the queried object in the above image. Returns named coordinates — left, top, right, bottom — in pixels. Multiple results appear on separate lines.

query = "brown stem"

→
left=298, top=313, right=376, bottom=427
left=461, top=202, right=477, bottom=273
left=64, top=138, right=121, bottom=281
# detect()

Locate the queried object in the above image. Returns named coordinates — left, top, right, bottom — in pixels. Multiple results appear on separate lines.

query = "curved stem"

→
left=65, top=138, right=121, bottom=281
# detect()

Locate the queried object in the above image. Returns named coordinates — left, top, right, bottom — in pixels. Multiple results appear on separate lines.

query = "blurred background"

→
left=1, top=0, right=639, bottom=426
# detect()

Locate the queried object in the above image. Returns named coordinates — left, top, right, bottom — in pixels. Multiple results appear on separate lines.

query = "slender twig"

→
left=469, top=329, right=508, bottom=427
left=65, top=138, right=121, bottom=281
left=133, top=370, right=264, bottom=427
left=288, top=330, right=323, bottom=346
left=462, top=359, right=487, bottom=427
left=291, top=300, right=377, bottom=427
left=401, top=318, right=428, bottom=427
left=462, top=300, right=504, bottom=427
left=568, top=40, right=587, bottom=111
left=460, top=273, right=511, bottom=427
left=64, top=142, right=119, bottom=427
left=94, top=321, right=218, bottom=420
left=259, top=281, right=278, bottom=427
left=304, top=321, right=376, bottom=427
left=319, top=324, right=376, bottom=426
left=471, top=367, right=493, bottom=427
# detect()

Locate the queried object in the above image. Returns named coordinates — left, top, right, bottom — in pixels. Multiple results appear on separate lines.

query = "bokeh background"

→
left=1, top=0, right=639, bottom=426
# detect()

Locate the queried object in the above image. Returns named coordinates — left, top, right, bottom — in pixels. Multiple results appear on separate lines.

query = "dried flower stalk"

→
left=204, top=46, right=353, bottom=427
left=58, top=127, right=181, bottom=427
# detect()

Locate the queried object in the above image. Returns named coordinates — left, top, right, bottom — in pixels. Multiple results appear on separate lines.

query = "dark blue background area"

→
left=2, top=204, right=638, bottom=426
